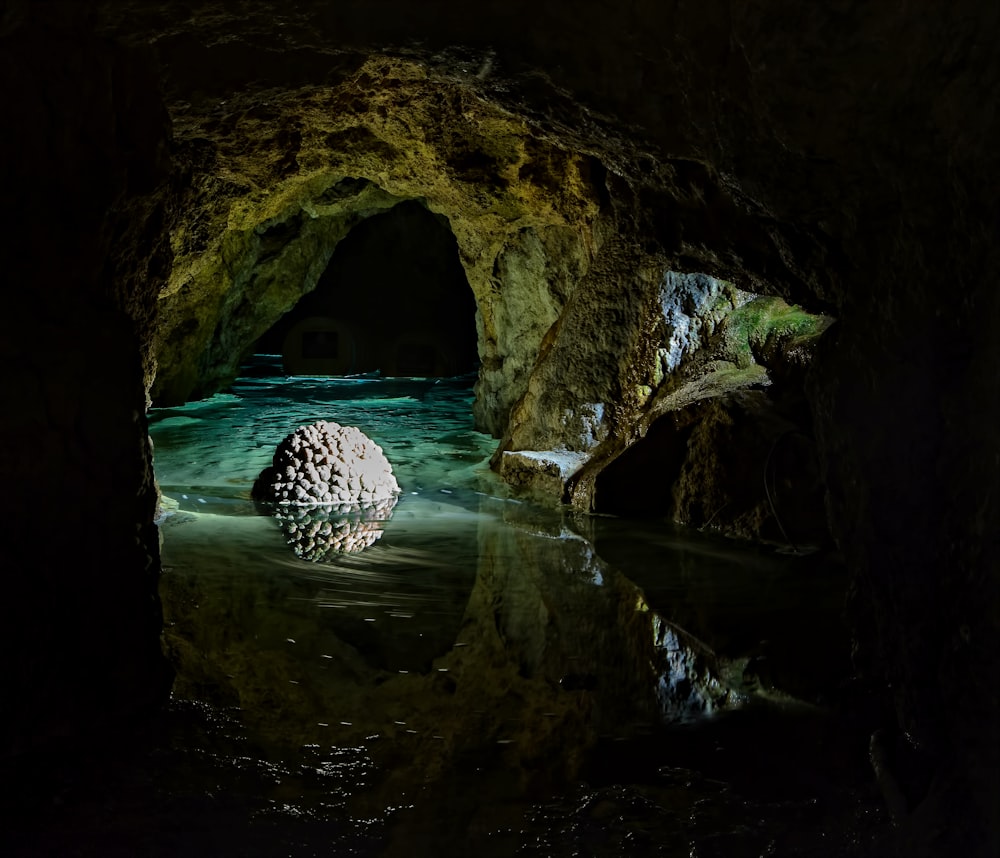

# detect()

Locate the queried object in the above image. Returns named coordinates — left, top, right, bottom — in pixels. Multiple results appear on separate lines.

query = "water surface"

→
left=4, top=362, right=887, bottom=856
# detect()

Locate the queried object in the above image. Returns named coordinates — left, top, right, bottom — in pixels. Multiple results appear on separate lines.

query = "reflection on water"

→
left=1, top=363, right=887, bottom=856
left=272, top=496, right=400, bottom=558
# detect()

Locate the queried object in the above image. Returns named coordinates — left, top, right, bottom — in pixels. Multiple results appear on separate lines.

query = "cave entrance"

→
left=255, top=200, right=479, bottom=377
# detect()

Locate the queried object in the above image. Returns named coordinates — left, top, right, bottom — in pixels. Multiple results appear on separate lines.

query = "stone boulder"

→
left=252, top=420, right=400, bottom=507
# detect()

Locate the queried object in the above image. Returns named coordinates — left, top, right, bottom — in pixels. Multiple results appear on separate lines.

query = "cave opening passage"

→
left=592, top=280, right=835, bottom=549
left=150, top=197, right=495, bottom=554
left=253, top=199, right=479, bottom=379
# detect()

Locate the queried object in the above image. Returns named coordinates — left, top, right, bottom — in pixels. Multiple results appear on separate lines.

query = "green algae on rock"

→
left=720, top=296, right=834, bottom=370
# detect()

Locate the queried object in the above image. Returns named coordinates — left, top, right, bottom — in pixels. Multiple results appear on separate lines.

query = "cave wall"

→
left=0, top=4, right=174, bottom=755
left=593, top=294, right=833, bottom=546
left=147, top=55, right=604, bottom=415
left=477, top=224, right=591, bottom=436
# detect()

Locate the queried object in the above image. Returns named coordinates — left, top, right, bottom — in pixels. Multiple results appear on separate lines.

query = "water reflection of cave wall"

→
left=161, top=493, right=740, bottom=781
left=255, top=200, right=479, bottom=377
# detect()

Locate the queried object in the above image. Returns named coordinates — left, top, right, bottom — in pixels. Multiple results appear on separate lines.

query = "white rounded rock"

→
left=252, top=420, right=400, bottom=507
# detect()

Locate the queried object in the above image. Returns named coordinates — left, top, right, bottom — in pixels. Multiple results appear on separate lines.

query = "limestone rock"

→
left=252, top=420, right=400, bottom=508
left=142, top=53, right=603, bottom=414
left=659, top=273, right=753, bottom=375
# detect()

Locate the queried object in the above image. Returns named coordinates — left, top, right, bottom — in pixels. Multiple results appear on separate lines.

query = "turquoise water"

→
left=150, top=366, right=499, bottom=509
left=9, top=363, right=883, bottom=856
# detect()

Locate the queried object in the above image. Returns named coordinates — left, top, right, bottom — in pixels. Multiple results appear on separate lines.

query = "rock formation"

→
left=0, top=1, right=176, bottom=758
left=253, top=422, right=400, bottom=558
left=253, top=420, right=400, bottom=507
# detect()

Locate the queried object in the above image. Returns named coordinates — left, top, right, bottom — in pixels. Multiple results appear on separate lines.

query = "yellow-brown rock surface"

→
left=152, top=54, right=604, bottom=435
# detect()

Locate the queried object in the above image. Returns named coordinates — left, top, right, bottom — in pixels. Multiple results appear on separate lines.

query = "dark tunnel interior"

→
left=254, top=200, right=479, bottom=378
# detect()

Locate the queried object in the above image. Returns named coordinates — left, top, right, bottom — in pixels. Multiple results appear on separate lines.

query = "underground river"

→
left=6, top=362, right=889, bottom=856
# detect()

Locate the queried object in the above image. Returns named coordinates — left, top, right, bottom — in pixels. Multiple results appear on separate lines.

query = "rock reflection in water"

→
left=162, top=493, right=747, bottom=812
left=273, top=495, right=399, bottom=559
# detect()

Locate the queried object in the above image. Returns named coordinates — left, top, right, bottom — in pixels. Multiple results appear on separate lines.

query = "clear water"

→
left=4, top=362, right=888, bottom=856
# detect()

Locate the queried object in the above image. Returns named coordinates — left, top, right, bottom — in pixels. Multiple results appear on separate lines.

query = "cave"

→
left=2, top=3, right=998, bottom=857
left=253, top=199, right=479, bottom=378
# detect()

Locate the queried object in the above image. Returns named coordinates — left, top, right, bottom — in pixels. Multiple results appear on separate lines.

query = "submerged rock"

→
left=252, top=420, right=400, bottom=507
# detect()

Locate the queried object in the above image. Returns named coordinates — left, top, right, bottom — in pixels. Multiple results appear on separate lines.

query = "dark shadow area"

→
left=594, top=413, right=693, bottom=518
left=596, top=394, right=829, bottom=550
left=255, top=200, right=479, bottom=377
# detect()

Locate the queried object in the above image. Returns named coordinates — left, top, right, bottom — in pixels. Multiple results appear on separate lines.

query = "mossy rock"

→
left=720, top=297, right=832, bottom=369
